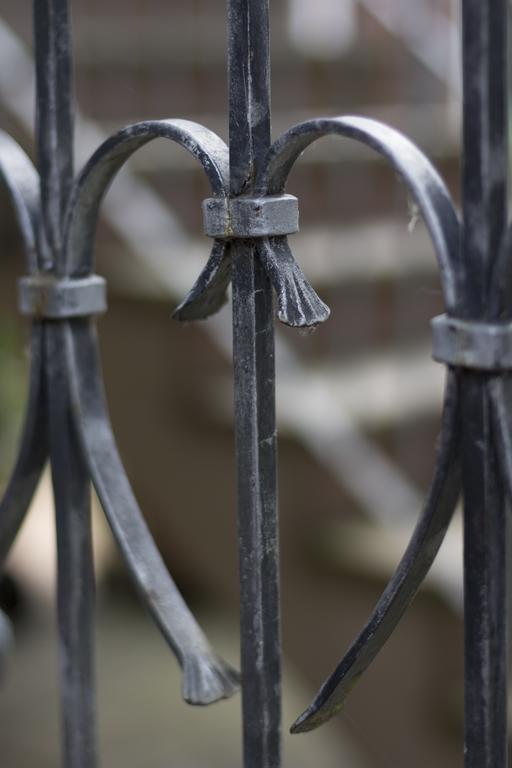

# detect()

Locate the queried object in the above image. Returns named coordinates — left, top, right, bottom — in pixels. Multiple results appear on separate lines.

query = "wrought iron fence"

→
left=0, top=1, right=509, bottom=767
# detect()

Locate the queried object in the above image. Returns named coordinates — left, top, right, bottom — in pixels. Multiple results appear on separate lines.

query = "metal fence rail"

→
left=0, top=2, right=509, bottom=767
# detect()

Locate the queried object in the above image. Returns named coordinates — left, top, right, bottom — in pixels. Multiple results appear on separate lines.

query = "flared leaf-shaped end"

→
left=257, top=237, right=330, bottom=328
left=182, top=652, right=240, bottom=705
left=274, top=261, right=330, bottom=328
left=173, top=240, right=231, bottom=322
left=63, top=319, right=238, bottom=707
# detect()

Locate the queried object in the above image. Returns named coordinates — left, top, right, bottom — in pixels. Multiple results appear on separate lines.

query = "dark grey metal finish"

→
left=65, top=119, right=229, bottom=277
left=202, top=194, right=299, bottom=239
left=0, top=0, right=511, bottom=765
left=264, top=115, right=463, bottom=734
left=227, top=4, right=282, bottom=767
left=18, top=274, right=107, bottom=319
left=459, top=4, right=508, bottom=767
left=285, top=6, right=510, bottom=766
left=432, top=314, right=512, bottom=371
left=46, top=322, right=97, bottom=768
left=63, top=318, right=239, bottom=705
left=0, top=3, right=239, bottom=767
left=0, top=131, right=40, bottom=272
left=291, top=370, right=462, bottom=733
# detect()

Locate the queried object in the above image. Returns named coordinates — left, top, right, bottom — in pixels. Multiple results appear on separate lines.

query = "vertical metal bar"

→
left=34, top=3, right=97, bottom=766
left=33, top=0, right=74, bottom=268
left=228, top=2, right=281, bottom=767
left=46, top=325, right=97, bottom=768
left=461, top=3, right=508, bottom=767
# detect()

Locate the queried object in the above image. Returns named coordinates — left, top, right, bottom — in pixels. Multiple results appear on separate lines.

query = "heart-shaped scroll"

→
left=174, top=115, right=463, bottom=732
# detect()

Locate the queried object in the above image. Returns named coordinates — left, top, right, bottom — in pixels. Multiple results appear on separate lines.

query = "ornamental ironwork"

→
left=0, top=2, right=509, bottom=768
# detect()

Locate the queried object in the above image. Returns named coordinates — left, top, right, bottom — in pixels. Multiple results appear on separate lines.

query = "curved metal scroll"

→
left=63, top=318, right=239, bottom=703
left=7, top=0, right=505, bottom=765
left=258, top=116, right=460, bottom=314
left=58, top=119, right=238, bottom=703
left=174, top=239, right=233, bottom=322
left=0, top=136, right=46, bottom=659
left=254, top=117, right=462, bottom=732
left=169, top=129, right=330, bottom=328
left=175, top=232, right=331, bottom=328
left=0, top=131, right=40, bottom=273
left=66, top=120, right=234, bottom=322
left=0, top=323, right=47, bottom=561
left=0, top=319, right=44, bottom=659
left=0, top=120, right=239, bottom=705
left=64, top=119, right=229, bottom=276
left=0, top=138, right=46, bottom=560
left=172, top=115, right=463, bottom=729
left=292, top=371, right=461, bottom=732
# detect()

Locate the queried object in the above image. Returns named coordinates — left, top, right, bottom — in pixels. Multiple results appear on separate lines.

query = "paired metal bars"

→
left=0, top=1, right=509, bottom=767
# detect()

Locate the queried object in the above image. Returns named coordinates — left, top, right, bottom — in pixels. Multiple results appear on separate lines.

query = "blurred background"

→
left=0, top=1, right=469, bottom=766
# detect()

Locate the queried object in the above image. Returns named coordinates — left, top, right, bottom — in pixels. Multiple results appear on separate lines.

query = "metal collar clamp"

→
left=202, top=194, right=299, bottom=239
left=18, top=274, right=107, bottom=319
left=432, top=313, right=512, bottom=371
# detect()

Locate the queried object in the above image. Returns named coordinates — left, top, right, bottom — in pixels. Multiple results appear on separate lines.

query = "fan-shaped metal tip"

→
left=182, top=653, right=240, bottom=705
left=257, top=237, right=331, bottom=329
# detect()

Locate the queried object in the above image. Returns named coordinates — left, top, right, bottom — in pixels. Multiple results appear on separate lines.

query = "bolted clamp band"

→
left=432, top=313, right=512, bottom=371
left=202, top=194, right=299, bottom=239
left=18, top=274, right=107, bottom=319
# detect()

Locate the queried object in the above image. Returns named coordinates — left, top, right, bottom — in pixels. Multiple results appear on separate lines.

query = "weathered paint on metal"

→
left=0, top=4, right=240, bottom=768
left=0, top=0, right=510, bottom=766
